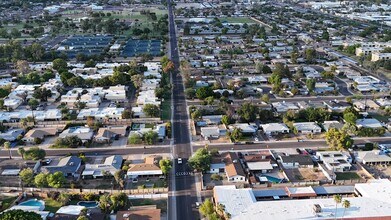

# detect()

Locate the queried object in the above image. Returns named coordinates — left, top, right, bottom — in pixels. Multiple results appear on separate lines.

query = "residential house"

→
left=82, top=155, right=123, bottom=179
left=356, top=118, right=383, bottom=129
left=22, top=127, right=59, bottom=144
left=316, top=151, right=352, bottom=172
left=279, top=155, right=314, bottom=169
left=127, top=163, right=163, bottom=178
left=59, top=126, right=94, bottom=142
left=209, top=156, right=226, bottom=174
left=41, top=156, right=82, bottom=177
left=260, top=123, right=290, bottom=136
left=127, top=155, right=163, bottom=178
left=77, top=107, right=124, bottom=120
left=323, top=100, right=351, bottom=112
left=0, top=129, right=24, bottom=141
left=272, top=102, right=300, bottom=113
left=228, top=123, right=257, bottom=135
left=200, top=126, right=226, bottom=140
left=223, top=152, right=247, bottom=182
left=94, top=126, right=127, bottom=143
left=293, top=122, right=322, bottom=134
left=356, top=150, right=391, bottom=165
left=246, top=161, right=273, bottom=174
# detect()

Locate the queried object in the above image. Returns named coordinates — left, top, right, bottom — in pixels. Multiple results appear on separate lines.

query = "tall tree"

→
left=325, top=129, right=353, bottom=150
left=333, top=195, right=342, bottom=219
left=159, top=159, right=172, bottom=175
left=3, top=141, right=11, bottom=159
left=19, top=168, right=34, bottom=186
left=237, top=103, right=258, bottom=122
left=342, top=199, right=351, bottom=218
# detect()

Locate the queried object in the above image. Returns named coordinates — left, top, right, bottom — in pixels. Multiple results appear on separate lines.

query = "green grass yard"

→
left=161, top=98, right=171, bottom=121
left=335, top=172, right=361, bottom=180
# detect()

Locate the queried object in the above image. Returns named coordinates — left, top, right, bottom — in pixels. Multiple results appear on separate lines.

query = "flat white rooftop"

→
left=214, top=179, right=391, bottom=220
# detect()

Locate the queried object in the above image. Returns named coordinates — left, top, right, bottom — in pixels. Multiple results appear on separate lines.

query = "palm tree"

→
left=342, top=199, right=351, bottom=218
left=18, top=147, right=25, bottom=160
left=4, top=141, right=11, bottom=159
left=333, top=194, right=342, bottom=219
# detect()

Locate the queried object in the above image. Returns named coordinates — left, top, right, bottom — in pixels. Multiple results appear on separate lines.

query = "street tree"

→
left=325, top=128, right=353, bottom=150
left=24, top=147, right=46, bottom=160
left=17, top=147, right=25, bottom=159
left=19, top=168, right=34, bottom=186
left=163, top=61, right=175, bottom=73
left=34, top=173, right=48, bottom=188
left=159, top=159, right=172, bottom=175
left=3, top=141, right=11, bottom=159
left=47, top=172, right=66, bottom=188
left=188, top=148, right=212, bottom=173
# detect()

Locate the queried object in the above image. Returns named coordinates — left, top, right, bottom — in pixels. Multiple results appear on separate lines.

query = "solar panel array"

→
left=59, top=35, right=113, bottom=58
left=121, top=40, right=161, bottom=57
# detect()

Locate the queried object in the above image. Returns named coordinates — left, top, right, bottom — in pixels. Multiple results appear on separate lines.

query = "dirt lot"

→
left=285, top=167, right=326, bottom=182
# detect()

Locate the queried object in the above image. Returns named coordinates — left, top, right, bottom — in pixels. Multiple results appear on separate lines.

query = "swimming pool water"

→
left=19, top=199, right=44, bottom=207
left=262, top=175, right=283, bottom=183
left=77, top=201, right=99, bottom=208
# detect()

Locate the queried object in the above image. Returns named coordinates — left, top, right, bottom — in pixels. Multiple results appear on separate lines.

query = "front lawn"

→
left=335, top=172, right=361, bottom=180
left=161, top=98, right=171, bottom=121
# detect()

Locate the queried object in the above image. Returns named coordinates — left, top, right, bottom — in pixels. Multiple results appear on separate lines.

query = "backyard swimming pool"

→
left=17, top=199, right=45, bottom=211
left=77, top=201, right=99, bottom=208
left=262, top=175, right=283, bottom=183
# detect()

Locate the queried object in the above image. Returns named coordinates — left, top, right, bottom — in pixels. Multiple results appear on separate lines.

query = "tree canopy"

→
left=325, top=128, right=353, bottom=150
left=0, top=209, right=42, bottom=220
left=188, top=148, right=212, bottom=173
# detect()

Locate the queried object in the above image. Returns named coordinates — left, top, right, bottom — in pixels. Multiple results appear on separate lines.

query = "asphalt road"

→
left=167, top=1, right=199, bottom=220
